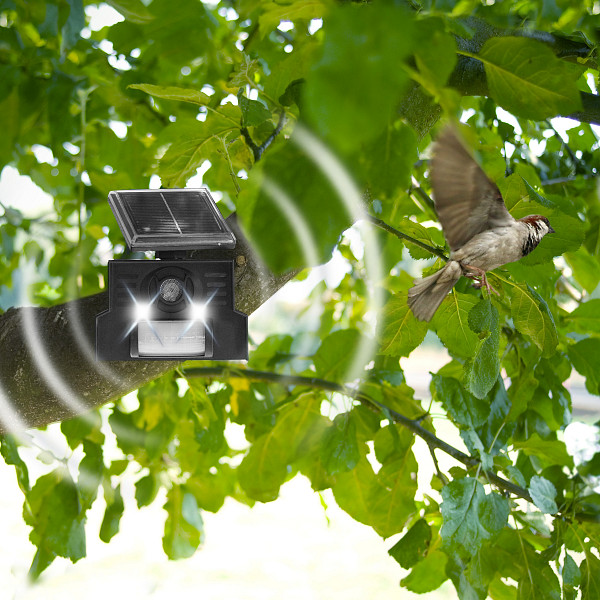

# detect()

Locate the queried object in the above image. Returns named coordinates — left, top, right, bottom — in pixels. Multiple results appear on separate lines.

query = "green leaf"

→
left=163, top=486, right=204, bottom=560
left=358, top=121, right=418, bottom=198
left=105, top=0, right=155, bottom=23
left=568, top=338, right=600, bottom=395
left=264, top=40, right=319, bottom=104
left=414, top=19, right=457, bottom=90
left=388, top=518, right=431, bottom=569
left=441, top=478, right=509, bottom=557
left=332, top=450, right=415, bottom=537
left=135, top=474, right=159, bottom=508
left=378, top=293, right=428, bottom=357
left=61, top=411, right=103, bottom=449
left=513, top=434, right=573, bottom=468
left=332, top=456, right=379, bottom=527
left=371, top=451, right=418, bottom=538
left=238, top=399, right=321, bottom=501
left=432, top=292, right=480, bottom=359
left=129, top=83, right=213, bottom=105
left=398, top=218, right=443, bottom=260
left=477, top=36, right=582, bottom=119
left=62, top=0, right=85, bottom=50
left=400, top=550, right=449, bottom=594
left=580, top=553, right=600, bottom=600
left=562, top=553, right=581, bottom=600
left=431, top=374, right=490, bottom=429
left=313, top=329, right=365, bottom=382
left=237, top=430, right=288, bottom=503
left=185, top=468, right=232, bottom=513
left=158, top=110, right=240, bottom=187
left=518, top=550, right=561, bottom=600
left=373, top=423, right=414, bottom=465
left=528, top=475, right=558, bottom=514
left=464, top=299, right=500, bottom=399
left=78, top=441, right=104, bottom=511
left=320, top=412, right=362, bottom=475
left=258, top=0, right=329, bottom=37
left=565, top=299, right=600, bottom=333
left=99, top=484, right=124, bottom=543
left=1, top=434, right=30, bottom=493
left=304, top=3, right=414, bottom=151
left=237, top=136, right=353, bottom=273
left=510, top=284, right=558, bottom=358
left=238, top=94, right=272, bottom=127
left=26, top=470, right=86, bottom=579
left=565, top=248, right=600, bottom=293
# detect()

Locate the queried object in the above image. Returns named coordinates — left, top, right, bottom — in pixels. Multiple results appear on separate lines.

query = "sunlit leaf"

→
left=478, top=37, right=582, bottom=119
left=378, top=293, right=428, bottom=357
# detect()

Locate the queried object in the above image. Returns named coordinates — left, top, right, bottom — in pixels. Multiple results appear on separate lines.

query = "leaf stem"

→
left=218, top=136, right=241, bottom=196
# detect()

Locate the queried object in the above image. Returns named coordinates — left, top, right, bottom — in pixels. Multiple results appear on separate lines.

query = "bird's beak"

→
left=548, top=225, right=556, bottom=234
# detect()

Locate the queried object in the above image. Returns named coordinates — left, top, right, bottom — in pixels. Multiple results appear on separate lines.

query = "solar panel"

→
left=108, top=189, right=236, bottom=250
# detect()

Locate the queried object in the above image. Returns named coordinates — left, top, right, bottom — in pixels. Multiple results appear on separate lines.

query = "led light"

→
left=191, top=302, right=207, bottom=322
left=138, top=320, right=205, bottom=356
left=135, top=302, right=152, bottom=322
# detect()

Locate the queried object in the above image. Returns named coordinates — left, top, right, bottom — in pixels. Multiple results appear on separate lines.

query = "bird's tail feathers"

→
left=408, top=261, right=462, bottom=322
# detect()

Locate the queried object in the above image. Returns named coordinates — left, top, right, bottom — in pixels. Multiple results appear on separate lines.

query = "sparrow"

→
left=408, top=127, right=555, bottom=322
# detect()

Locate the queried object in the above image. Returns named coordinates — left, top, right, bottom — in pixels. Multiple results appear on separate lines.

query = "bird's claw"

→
left=465, top=267, right=500, bottom=296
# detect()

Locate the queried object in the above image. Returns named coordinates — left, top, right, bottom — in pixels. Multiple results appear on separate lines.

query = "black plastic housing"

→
left=96, top=259, right=248, bottom=361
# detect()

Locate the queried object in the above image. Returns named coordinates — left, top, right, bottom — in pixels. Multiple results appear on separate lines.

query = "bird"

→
left=408, top=126, right=555, bottom=322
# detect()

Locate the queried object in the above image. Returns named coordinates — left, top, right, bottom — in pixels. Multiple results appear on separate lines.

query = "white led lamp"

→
left=96, top=189, right=248, bottom=361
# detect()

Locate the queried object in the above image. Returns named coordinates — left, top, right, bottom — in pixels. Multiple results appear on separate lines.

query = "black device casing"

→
left=96, top=259, right=248, bottom=361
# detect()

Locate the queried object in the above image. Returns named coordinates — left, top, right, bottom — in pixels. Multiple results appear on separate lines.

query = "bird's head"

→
left=520, top=215, right=555, bottom=236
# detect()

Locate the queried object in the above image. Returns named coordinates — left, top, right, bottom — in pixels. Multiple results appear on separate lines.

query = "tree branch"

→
left=184, top=365, right=600, bottom=523
left=366, top=215, right=449, bottom=261
left=183, top=366, right=529, bottom=500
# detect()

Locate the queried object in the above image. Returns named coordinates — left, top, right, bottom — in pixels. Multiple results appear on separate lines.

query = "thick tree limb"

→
left=0, top=215, right=299, bottom=432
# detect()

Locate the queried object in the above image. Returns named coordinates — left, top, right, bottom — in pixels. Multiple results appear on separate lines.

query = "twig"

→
left=541, top=173, right=595, bottom=187
left=410, top=180, right=436, bottom=213
left=218, top=136, right=241, bottom=195
left=366, top=215, right=448, bottom=261
left=427, top=444, right=449, bottom=485
left=241, top=111, right=286, bottom=162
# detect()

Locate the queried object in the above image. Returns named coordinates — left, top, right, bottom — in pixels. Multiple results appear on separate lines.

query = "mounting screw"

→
left=236, top=255, right=246, bottom=266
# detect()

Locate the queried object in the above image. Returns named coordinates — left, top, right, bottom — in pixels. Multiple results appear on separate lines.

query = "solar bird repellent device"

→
left=96, top=189, right=248, bottom=361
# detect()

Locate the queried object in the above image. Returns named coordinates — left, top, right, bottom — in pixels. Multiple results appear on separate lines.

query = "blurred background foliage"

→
left=1, top=0, right=600, bottom=597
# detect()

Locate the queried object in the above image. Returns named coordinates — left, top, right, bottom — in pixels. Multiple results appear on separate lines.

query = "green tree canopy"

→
left=1, top=0, right=600, bottom=596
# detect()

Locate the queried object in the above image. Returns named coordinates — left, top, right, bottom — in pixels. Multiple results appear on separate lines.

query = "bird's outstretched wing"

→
left=431, top=127, right=514, bottom=252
